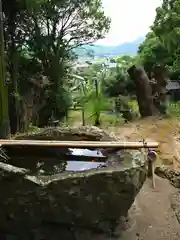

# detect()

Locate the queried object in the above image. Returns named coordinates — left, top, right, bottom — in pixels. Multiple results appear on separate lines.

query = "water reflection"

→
left=52, top=148, right=107, bottom=173
left=65, top=161, right=107, bottom=171
left=68, top=148, right=105, bottom=158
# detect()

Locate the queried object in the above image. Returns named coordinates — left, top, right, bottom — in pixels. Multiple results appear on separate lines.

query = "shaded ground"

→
left=120, top=176, right=180, bottom=240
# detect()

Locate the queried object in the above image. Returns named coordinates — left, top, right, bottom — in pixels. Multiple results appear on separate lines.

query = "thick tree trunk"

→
left=9, top=53, right=20, bottom=134
left=0, top=0, right=10, bottom=138
left=8, top=11, right=20, bottom=134
left=128, top=65, right=154, bottom=118
left=153, top=66, right=169, bottom=115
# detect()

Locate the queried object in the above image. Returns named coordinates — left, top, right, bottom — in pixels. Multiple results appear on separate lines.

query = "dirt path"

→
left=108, top=117, right=180, bottom=170
left=120, top=176, right=180, bottom=240
left=105, top=117, right=180, bottom=239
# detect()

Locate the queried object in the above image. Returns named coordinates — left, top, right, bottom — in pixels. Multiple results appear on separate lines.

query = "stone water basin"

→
left=66, top=148, right=107, bottom=171
left=0, top=126, right=147, bottom=239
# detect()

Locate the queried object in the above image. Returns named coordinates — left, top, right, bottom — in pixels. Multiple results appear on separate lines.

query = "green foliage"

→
left=67, top=108, right=124, bottom=126
left=70, top=57, right=140, bottom=125
left=27, top=0, right=110, bottom=123
left=2, top=0, right=110, bottom=131
left=152, top=0, right=180, bottom=52
left=168, top=101, right=180, bottom=117
left=100, top=113, right=124, bottom=126
left=115, top=55, right=137, bottom=71
left=27, top=124, right=41, bottom=133
left=84, top=81, right=109, bottom=124
left=103, top=70, right=128, bottom=97
left=103, top=56, right=136, bottom=97
left=138, top=32, right=172, bottom=74
left=139, top=0, right=180, bottom=78
left=71, top=62, right=110, bottom=125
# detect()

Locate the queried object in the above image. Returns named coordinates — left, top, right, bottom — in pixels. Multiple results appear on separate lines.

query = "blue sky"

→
left=97, top=0, right=162, bottom=46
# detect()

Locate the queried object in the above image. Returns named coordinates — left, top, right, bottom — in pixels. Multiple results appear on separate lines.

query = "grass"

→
left=66, top=100, right=180, bottom=126
left=25, top=100, right=180, bottom=131
left=66, top=98, right=140, bottom=127
left=66, top=108, right=124, bottom=127
left=168, top=101, right=180, bottom=117
left=128, top=99, right=140, bottom=116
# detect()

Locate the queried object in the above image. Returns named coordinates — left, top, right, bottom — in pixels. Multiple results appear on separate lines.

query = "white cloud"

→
left=97, top=0, right=162, bottom=45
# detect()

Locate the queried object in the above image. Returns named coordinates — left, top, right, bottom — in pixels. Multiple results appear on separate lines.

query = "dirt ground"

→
left=119, top=176, right=180, bottom=240
left=112, top=117, right=180, bottom=240
left=108, top=116, right=180, bottom=171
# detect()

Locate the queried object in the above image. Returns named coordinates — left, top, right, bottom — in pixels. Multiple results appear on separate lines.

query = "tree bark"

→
left=128, top=65, right=154, bottom=117
left=153, top=65, right=169, bottom=115
left=8, top=10, right=20, bottom=134
left=0, top=0, right=10, bottom=138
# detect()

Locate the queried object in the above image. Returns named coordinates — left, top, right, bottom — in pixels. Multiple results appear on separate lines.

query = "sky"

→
left=97, top=0, right=162, bottom=46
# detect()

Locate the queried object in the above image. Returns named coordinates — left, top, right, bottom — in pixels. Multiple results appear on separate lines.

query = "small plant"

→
left=27, top=124, right=41, bottom=133
left=168, top=101, right=180, bottom=117
left=100, top=113, right=124, bottom=126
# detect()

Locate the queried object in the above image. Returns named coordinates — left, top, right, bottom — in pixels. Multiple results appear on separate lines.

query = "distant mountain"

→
left=75, top=37, right=145, bottom=60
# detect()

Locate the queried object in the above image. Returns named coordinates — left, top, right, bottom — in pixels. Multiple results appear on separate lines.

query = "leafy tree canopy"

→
left=1, top=0, right=111, bottom=130
left=138, top=0, right=180, bottom=78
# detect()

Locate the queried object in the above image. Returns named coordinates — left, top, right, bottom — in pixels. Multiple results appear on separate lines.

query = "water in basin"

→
left=69, top=148, right=105, bottom=158
left=65, top=161, right=107, bottom=171
left=56, top=148, right=107, bottom=172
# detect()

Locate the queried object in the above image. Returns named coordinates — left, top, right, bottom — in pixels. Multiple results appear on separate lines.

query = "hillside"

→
left=75, top=37, right=145, bottom=60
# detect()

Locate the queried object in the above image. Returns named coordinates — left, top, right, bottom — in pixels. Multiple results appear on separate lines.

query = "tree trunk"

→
left=81, top=108, right=85, bottom=126
left=9, top=52, right=20, bottom=133
left=128, top=65, right=154, bottom=117
left=94, top=115, right=100, bottom=126
left=8, top=11, right=20, bottom=134
left=153, top=66, right=169, bottom=115
left=0, top=0, right=10, bottom=138
left=94, top=77, right=101, bottom=126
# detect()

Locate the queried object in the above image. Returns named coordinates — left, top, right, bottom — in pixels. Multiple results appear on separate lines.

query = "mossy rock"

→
left=0, top=126, right=147, bottom=239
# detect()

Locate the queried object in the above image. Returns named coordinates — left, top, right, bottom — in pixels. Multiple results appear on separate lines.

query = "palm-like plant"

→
left=84, top=76, right=107, bottom=126
left=70, top=62, right=109, bottom=126
left=69, top=73, right=87, bottom=125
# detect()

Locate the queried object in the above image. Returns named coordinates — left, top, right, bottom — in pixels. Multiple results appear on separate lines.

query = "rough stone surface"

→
left=155, top=166, right=180, bottom=228
left=0, top=126, right=147, bottom=239
left=14, top=126, right=114, bottom=141
left=171, top=191, right=180, bottom=225
left=155, top=166, right=180, bottom=188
